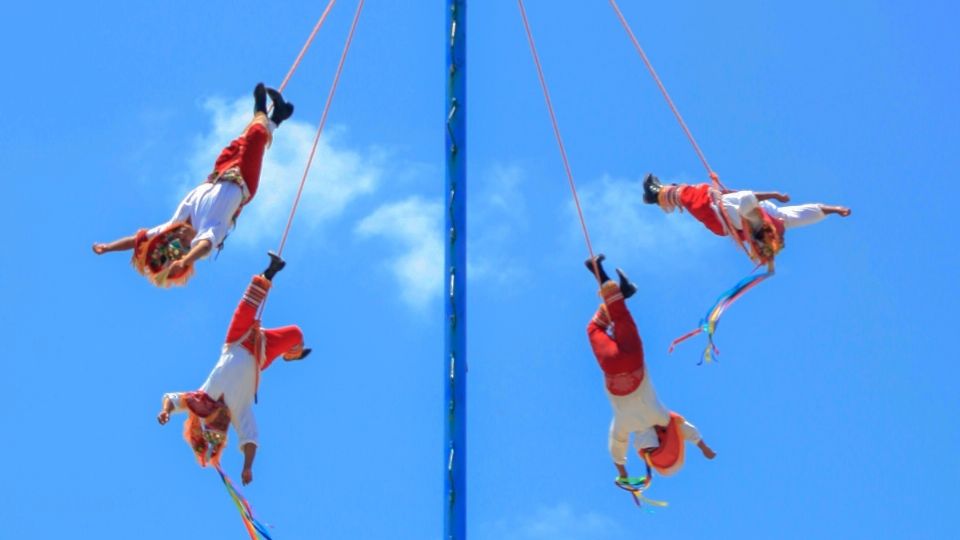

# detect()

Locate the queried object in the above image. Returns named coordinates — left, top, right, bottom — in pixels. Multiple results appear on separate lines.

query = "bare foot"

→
left=157, top=410, right=170, bottom=425
left=697, top=440, right=716, bottom=460
left=775, top=193, right=791, bottom=203
left=92, top=243, right=107, bottom=255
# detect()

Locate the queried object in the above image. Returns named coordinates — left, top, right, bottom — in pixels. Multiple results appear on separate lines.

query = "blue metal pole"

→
left=445, top=1, right=466, bottom=538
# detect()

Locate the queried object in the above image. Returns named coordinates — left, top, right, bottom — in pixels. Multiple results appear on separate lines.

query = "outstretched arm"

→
left=167, top=239, right=212, bottom=277
left=753, top=191, right=791, bottom=203
left=157, top=393, right=188, bottom=424
left=241, top=443, right=257, bottom=485
left=608, top=419, right=631, bottom=470
left=92, top=235, right=137, bottom=255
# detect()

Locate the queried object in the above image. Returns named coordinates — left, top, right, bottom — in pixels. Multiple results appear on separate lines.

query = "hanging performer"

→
left=642, top=174, right=851, bottom=266
left=92, top=83, right=295, bottom=286
left=156, top=252, right=311, bottom=485
left=585, top=254, right=716, bottom=491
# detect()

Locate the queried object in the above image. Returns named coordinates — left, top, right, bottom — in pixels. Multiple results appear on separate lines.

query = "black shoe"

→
left=266, top=88, right=294, bottom=126
left=642, top=173, right=662, bottom=205
left=254, top=82, right=268, bottom=115
left=585, top=253, right=611, bottom=284
left=616, top=268, right=637, bottom=299
left=263, top=250, right=286, bottom=281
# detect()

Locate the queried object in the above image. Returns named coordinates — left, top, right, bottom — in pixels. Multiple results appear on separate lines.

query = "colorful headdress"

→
left=132, top=222, right=196, bottom=287
left=746, top=210, right=786, bottom=266
left=180, top=391, right=231, bottom=468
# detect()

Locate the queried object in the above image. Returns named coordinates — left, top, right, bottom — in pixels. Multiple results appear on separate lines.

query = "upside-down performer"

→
left=585, top=254, right=715, bottom=502
left=642, top=174, right=851, bottom=266
left=92, top=83, right=295, bottom=287
left=157, top=252, right=311, bottom=485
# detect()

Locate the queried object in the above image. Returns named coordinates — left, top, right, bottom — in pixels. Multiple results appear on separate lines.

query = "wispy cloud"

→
left=355, top=196, right=443, bottom=309
left=480, top=503, right=624, bottom=540
left=573, top=174, right=709, bottom=265
left=467, top=163, right=531, bottom=284
left=182, top=96, right=385, bottom=245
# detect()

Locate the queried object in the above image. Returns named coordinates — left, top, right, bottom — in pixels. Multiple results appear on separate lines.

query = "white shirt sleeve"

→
left=608, top=418, right=631, bottom=465
left=192, top=221, right=231, bottom=251
left=147, top=197, right=192, bottom=238
left=719, top=190, right=762, bottom=229
left=231, top=404, right=259, bottom=449
left=758, top=200, right=826, bottom=229
left=680, top=419, right=702, bottom=444
left=163, top=392, right=189, bottom=413
left=722, top=191, right=759, bottom=214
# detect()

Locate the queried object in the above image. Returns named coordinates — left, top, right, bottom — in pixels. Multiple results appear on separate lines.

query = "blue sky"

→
left=2, top=1, right=958, bottom=539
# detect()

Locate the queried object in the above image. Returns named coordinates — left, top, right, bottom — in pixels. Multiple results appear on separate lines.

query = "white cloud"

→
left=355, top=196, right=443, bottom=308
left=573, top=174, right=709, bottom=264
left=467, top=163, right=530, bottom=284
left=182, top=96, right=385, bottom=245
left=480, top=503, right=624, bottom=540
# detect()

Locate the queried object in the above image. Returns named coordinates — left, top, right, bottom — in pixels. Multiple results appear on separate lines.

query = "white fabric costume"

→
left=164, top=342, right=260, bottom=450
left=147, top=181, right=244, bottom=254
left=606, top=374, right=701, bottom=466
left=719, top=191, right=826, bottom=232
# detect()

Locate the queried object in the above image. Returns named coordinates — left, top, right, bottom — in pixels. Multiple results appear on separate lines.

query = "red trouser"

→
left=212, top=121, right=269, bottom=201
left=587, top=284, right=645, bottom=394
left=225, top=275, right=303, bottom=372
left=680, top=183, right=726, bottom=237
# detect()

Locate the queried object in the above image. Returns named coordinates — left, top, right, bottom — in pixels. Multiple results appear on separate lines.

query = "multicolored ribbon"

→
left=214, top=465, right=273, bottom=540
left=669, top=268, right=775, bottom=364
left=614, top=463, right=669, bottom=508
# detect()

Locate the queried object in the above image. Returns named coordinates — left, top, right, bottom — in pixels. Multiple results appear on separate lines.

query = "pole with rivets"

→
left=445, top=0, right=466, bottom=538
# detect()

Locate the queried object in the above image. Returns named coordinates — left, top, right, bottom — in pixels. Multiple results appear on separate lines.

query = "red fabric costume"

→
left=642, top=413, right=688, bottom=476
left=225, top=276, right=304, bottom=391
left=678, top=183, right=726, bottom=236
left=674, top=183, right=786, bottom=240
left=210, top=120, right=270, bottom=204
left=587, top=282, right=645, bottom=396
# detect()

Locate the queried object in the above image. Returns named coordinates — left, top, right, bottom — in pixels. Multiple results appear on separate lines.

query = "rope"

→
left=607, top=0, right=727, bottom=191
left=253, top=0, right=364, bottom=393
left=517, top=0, right=601, bottom=281
left=277, top=0, right=338, bottom=94
left=275, top=0, right=365, bottom=257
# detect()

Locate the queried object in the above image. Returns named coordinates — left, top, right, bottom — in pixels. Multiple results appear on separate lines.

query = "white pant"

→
left=606, top=374, right=701, bottom=465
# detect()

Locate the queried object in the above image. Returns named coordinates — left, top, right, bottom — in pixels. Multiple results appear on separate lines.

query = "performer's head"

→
left=132, top=222, right=197, bottom=287
left=752, top=221, right=785, bottom=262
left=183, top=397, right=230, bottom=467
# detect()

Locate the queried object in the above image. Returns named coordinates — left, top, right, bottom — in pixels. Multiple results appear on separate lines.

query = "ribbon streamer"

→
left=215, top=465, right=274, bottom=540
left=669, top=269, right=774, bottom=363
